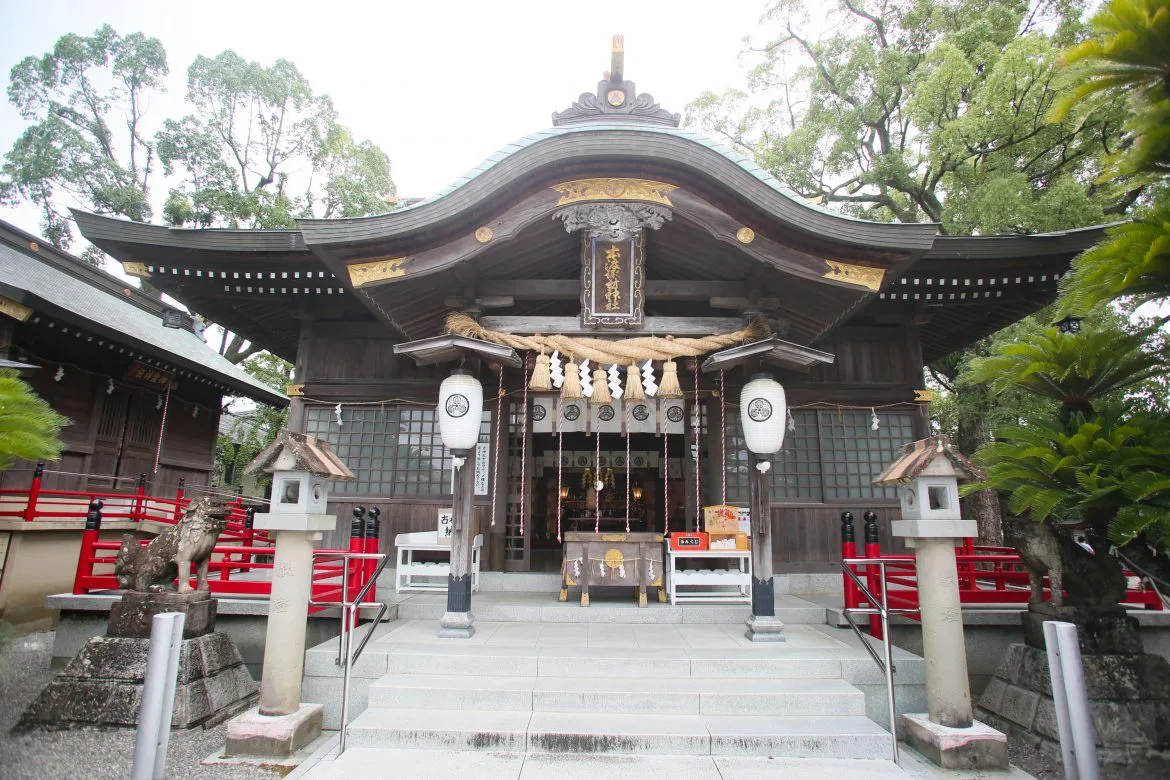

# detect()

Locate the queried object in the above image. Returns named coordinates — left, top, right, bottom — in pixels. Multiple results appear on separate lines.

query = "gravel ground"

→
left=0, top=631, right=285, bottom=780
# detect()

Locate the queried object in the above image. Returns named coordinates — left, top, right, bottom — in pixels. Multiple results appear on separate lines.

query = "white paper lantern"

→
left=740, top=373, right=787, bottom=454
left=438, top=369, right=483, bottom=454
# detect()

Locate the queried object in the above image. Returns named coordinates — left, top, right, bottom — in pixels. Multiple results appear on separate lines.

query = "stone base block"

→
left=225, top=704, right=324, bottom=758
left=1021, top=605, right=1143, bottom=654
left=902, top=713, right=1008, bottom=770
left=18, top=630, right=256, bottom=729
left=745, top=614, right=786, bottom=643
left=977, top=642, right=1170, bottom=769
left=439, top=610, right=475, bottom=639
left=109, top=590, right=217, bottom=639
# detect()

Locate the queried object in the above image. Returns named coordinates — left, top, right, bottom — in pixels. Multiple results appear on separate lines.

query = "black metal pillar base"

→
left=751, top=577, right=775, bottom=618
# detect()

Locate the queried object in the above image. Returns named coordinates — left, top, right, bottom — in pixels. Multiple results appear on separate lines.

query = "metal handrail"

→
left=308, top=551, right=390, bottom=756
left=840, top=557, right=921, bottom=764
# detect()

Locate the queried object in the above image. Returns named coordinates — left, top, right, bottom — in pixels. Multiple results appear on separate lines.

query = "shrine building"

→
left=72, top=43, right=1103, bottom=579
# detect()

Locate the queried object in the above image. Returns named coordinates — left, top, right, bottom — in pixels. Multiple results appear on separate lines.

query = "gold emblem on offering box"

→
left=736, top=227, right=755, bottom=244
left=607, top=89, right=626, bottom=107
left=604, top=549, right=625, bottom=569
left=474, top=226, right=493, bottom=243
left=822, top=260, right=885, bottom=292
left=552, top=178, right=677, bottom=207
left=348, top=257, right=407, bottom=287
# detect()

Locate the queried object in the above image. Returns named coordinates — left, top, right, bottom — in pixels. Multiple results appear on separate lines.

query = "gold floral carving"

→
left=914, top=389, right=936, bottom=403
left=736, top=227, right=755, bottom=244
left=348, top=257, right=407, bottom=287
left=285, top=384, right=305, bottom=397
left=122, top=261, right=151, bottom=278
left=552, top=178, right=678, bottom=207
left=822, top=260, right=886, bottom=292
left=601, top=533, right=627, bottom=542
left=475, top=226, right=493, bottom=243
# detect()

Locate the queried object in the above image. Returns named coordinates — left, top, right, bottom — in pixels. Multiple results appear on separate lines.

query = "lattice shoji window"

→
left=504, top=401, right=526, bottom=562
left=817, top=410, right=914, bottom=501
left=723, top=410, right=819, bottom=503
left=304, top=406, right=490, bottom=497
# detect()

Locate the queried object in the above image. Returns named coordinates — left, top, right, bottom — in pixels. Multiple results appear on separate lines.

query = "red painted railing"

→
left=2, top=463, right=378, bottom=611
left=840, top=511, right=1165, bottom=630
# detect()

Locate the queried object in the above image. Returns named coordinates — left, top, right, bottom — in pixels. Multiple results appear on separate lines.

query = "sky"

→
left=0, top=0, right=771, bottom=247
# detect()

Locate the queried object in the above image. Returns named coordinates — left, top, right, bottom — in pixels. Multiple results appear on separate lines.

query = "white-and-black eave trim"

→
left=141, top=264, right=347, bottom=295
left=877, top=272, right=1062, bottom=301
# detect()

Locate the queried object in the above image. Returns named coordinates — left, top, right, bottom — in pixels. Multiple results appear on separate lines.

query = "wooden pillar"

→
left=440, top=446, right=477, bottom=638
left=746, top=450, right=784, bottom=641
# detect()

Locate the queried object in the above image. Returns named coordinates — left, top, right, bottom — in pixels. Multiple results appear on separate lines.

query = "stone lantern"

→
left=225, top=431, right=354, bottom=759
left=873, top=436, right=1007, bottom=770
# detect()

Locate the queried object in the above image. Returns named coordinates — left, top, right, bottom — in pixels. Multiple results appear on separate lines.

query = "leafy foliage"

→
left=156, top=51, right=395, bottom=229
left=0, top=369, right=70, bottom=470
left=215, top=352, right=290, bottom=487
left=1056, top=0, right=1170, bottom=314
left=0, top=25, right=167, bottom=252
left=686, top=0, right=1131, bottom=233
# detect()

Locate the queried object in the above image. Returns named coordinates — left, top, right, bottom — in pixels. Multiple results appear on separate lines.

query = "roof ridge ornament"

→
left=551, top=35, right=681, bottom=128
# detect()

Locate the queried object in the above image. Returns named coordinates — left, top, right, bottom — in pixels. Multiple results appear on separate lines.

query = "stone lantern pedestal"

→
left=224, top=431, right=355, bottom=759
left=874, top=436, right=1008, bottom=770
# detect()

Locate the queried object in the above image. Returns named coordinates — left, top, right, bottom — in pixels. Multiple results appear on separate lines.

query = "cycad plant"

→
left=961, top=318, right=1170, bottom=613
left=0, top=369, right=69, bottom=471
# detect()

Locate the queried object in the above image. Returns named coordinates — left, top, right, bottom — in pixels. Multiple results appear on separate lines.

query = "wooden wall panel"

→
left=770, top=505, right=908, bottom=571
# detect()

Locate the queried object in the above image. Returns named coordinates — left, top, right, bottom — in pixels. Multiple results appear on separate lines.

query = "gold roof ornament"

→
left=551, top=178, right=677, bottom=207
left=348, top=257, right=407, bottom=287
left=822, top=260, right=885, bottom=292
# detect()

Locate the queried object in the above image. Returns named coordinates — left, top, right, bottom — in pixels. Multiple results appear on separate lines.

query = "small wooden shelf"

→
left=666, top=548, right=752, bottom=604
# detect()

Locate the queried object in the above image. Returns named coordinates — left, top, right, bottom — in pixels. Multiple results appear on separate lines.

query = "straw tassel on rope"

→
left=561, top=361, right=583, bottom=399
left=658, top=359, right=683, bottom=398
left=529, top=349, right=551, bottom=392
left=590, top=369, right=612, bottom=404
left=623, top=363, right=644, bottom=401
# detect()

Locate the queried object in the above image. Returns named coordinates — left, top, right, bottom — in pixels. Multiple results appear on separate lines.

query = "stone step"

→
left=344, top=708, right=891, bottom=758
left=391, top=595, right=825, bottom=625
left=301, top=747, right=912, bottom=780
left=367, top=674, right=866, bottom=716
left=383, top=645, right=848, bottom=680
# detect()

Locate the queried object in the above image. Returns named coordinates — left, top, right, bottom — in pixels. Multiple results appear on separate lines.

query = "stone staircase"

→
left=300, top=614, right=921, bottom=766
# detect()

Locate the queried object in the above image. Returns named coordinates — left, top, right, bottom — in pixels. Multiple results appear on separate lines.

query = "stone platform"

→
left=19, top=591, right=257, bottom=730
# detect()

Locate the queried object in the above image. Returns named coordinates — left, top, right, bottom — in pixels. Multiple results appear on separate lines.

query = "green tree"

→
left=156, top=51, right=395, bottom=230
left=1053, top=0, right=1170, bottom=315
left=0, top=370, right=70, bottom=470
left=0, top=25, right=167, bottom=257
left=686, top=0, right=1132, bottom=231
left=216, top=352, right=291, bottom=488
left=688, top=0, right=1135, bottom=542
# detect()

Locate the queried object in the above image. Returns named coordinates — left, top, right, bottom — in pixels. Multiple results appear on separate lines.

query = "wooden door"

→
left=504, top=400, right=532, bottom=571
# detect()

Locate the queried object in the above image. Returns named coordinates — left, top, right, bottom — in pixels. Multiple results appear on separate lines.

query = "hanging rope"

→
left=447, top=312, right=768, bottom=366
left=520, top=358, right=529, bottom=539
left=625, top=406, right=631, bottom=533
left=663, top=426, right=670, bottom=536
left=693, top=359, right=701, bottom=528
left=491, top=369, right=504, bottom=528
left=557, top=427, right=564, bottom=543
left=152, top=385, right=171, bottom=474
left=720, top=369, right=727, bottom=506
left=594, top=414, right=601, bottom=533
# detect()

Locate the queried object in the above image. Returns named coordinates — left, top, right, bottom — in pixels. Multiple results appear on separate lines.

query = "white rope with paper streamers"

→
left=334, top=404, right=343, bottom=428
left=447, top=312, right=768, bottom=368
left=579, top=360, right=593, bottom=398
left=550, top=351, right=564, bottom=389
left=641, top=359, right=658, bottom=397
left=607, top=364, right=623, bottom=400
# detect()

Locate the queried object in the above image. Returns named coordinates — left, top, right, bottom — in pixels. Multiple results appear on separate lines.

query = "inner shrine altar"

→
left=560, top=532, right=665, bottom=607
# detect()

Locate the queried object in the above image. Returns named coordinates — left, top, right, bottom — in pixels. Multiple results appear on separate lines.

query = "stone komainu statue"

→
left=114, top=496, right=228, bottom=593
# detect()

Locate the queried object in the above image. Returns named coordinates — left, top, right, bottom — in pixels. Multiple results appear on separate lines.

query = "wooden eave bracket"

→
left=392, top=334, right=522, bottom=368
left=700, top=337, right=835, bottom=374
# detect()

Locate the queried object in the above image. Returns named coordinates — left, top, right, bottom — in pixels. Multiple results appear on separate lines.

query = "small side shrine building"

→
left=74, top=42, right=1104, bottom=576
